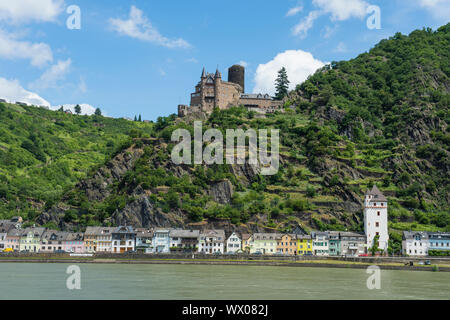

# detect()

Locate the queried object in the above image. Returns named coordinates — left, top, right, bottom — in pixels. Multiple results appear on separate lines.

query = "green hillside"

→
left=0, top=103, right=154, bottom=221
left=0, top=24, right=449, bottom=253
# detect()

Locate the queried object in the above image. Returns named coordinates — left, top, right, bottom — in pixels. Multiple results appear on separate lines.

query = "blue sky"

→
left=0, top=0, right=448, bottom=120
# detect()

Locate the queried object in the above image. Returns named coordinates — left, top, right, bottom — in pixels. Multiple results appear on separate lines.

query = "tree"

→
left=94, top=108, right=102, bottom=116
left=58, top=106, right=64, bottom=112
left=138, top=114, right=142, bottom=122
left=74, top=104, right=81, bottom=115
left=370, top=235, right=380, bottom=256
left=275, top=67, right=290, bottom=100
left=134, top=115, right=137, bottom=121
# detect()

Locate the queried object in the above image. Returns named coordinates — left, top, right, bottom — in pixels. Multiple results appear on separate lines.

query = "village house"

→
left=84, top=227, right=99, bottom=253
left=63, top=233, right=85, bottom=253
left=328, top=231, right=341, bottom=256
left=339, top=232, right=366, bottom=257
left=251, top=233, right=280, bottom=255
left=152, top=229, right=171, bottom=253
left=169, top=229, right=200, bottom=253
left=312, top=232, right=329, bottom=256
left=19, top=227, right=45, bottom=252
left=40, top=230, right=67, bottom=252
left=241, top=233, right=253, bottom=253
left=0, top=231, right=6, bottom=251
left=402, top=231, right=428, bottom=256
left=198, top=230, right=225, bottom=254
left=297, top=234, right=313, bottom=256
left=276, top=234, right=297, bottom=255
left=97, top=227, right=115, bottom=252
left=135, top=228, right=154, bottom=253
left=226, top=232, right=242, bottom=253
left=5, top=229, right=21, bottom=251
left=112, top=226, right=136, bottom=253
left=426, top=232, right=450, bottom=252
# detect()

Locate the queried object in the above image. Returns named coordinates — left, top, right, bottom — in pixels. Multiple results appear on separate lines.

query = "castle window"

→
left=377, top=211, right=380, bottom=216
left=376, top=222, right=379, bottom=227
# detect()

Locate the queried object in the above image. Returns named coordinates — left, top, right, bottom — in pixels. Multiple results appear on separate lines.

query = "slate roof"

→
left=366, top=185, right=387, bottom=202
left=170, top=229, right=200, bottom=239
left=403, top=231, right=429, bottom=240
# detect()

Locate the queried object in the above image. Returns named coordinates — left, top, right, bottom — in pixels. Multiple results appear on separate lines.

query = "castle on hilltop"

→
left=178, top=65, right=283, bottom=117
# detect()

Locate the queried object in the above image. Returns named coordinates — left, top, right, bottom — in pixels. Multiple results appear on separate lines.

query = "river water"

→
left=0, top=263, right=448, bottom=300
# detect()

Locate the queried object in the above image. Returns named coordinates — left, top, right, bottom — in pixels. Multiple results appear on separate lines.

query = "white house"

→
left=152, top=229, right=171, bottom=253
left=198, top=230, right=225, bottom=254
left=364, top=185, right=389, bottom=252
left=0, top=231, right=7, bottom=251
left=135, top=228, right=153, bottom=253
left=97, top=227, right=115, bottom=252
left=112, top=226, right=136, bottom=253
left=312, top=232, right=329, bottom=256
left=169, top=229, right=199, bottom=252
left=226, top=232, right=242, bottom=253
left=402, top=231, right=429, bottom=256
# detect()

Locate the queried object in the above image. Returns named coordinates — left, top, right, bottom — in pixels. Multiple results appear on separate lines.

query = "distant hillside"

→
left=0, top=102, right=154, bottom=221
left=1, top=24, right=449, bottom=254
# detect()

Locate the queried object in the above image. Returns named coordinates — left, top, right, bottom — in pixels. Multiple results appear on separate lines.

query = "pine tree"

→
left=134, top=115, right=137, bottom=121
left=95, top=108, right=102, bottom=116
left=74, top=104, right=81, bottom=115
left=58, top=106, right=64, bottom=112
left=138, top=114, right=142, bottom=122
left=275, top=67, right=290, bottom=101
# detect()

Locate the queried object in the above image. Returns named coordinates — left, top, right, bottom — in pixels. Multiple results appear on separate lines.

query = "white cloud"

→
left=29, top=59, right=72, bottom=90
left=0, top=0, right=64, bottom=24
left=313, top=0, right=369, bottom=21
left=0, top=29, right=53, bottom=67
left=238, top=61, right=249, bottom=68
left=253, top=50, right=325, bottom=95
left=286, top=6, right=303, bottom=17
left=292, top=0, right=370, bottom=38
left=78, top=77, right=87, bottom=94
left=109, top=6, right=191, bottom=49
left=334, top=42, right=348, bottom=53
left=50, top=103, right=98, bottom=115
left=419, top=0, right=450, bottom=20
left=0, top=77, right=51, bottom=107
left=292, top=11, right=322, bottom=38
left=186, top=57, right=198, bottom=63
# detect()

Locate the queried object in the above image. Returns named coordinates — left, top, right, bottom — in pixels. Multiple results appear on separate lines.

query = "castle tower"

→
left=214, top=68, right=221, bottom=109
left=364, top=185, right=389, bottom=253
left=228, top=65, right=245, bottom=93
left=201, top=67, right=206, bottom=79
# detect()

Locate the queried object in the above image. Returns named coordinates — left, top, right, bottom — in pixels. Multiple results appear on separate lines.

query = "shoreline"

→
left=0, top=257, right=449, bottom=272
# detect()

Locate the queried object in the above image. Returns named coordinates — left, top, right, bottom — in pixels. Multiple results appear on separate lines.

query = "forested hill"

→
left=0, top=24, right=448, bottom=253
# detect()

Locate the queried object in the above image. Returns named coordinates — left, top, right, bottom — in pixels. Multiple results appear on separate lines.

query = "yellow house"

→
left=251, top=233, right=280, bottom=255
left=297, top=235, right=313, bottom=255
left=241, top=233, right=253, bottom=253
left=84, top=227, right=99, bottom=253
left=19, top=227, right=45, bottom=252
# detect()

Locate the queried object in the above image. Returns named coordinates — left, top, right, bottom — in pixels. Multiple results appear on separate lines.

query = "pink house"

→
left=63, top=233, right=85, bottom=253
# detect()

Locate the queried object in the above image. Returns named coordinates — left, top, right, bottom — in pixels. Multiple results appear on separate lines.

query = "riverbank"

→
left=1, top=254, right=449, bottom=272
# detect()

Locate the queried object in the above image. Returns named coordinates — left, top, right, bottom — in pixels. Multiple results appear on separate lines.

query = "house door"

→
left=120, top=248, right=125, bottom=254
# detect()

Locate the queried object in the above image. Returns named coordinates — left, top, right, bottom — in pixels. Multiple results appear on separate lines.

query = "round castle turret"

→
left=228, top=65, right=245, bottom=93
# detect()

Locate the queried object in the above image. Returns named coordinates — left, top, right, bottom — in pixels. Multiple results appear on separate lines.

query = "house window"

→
left=377, top=211, right=380, bottom=216
left=376, top=222, right=379, bottom=227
